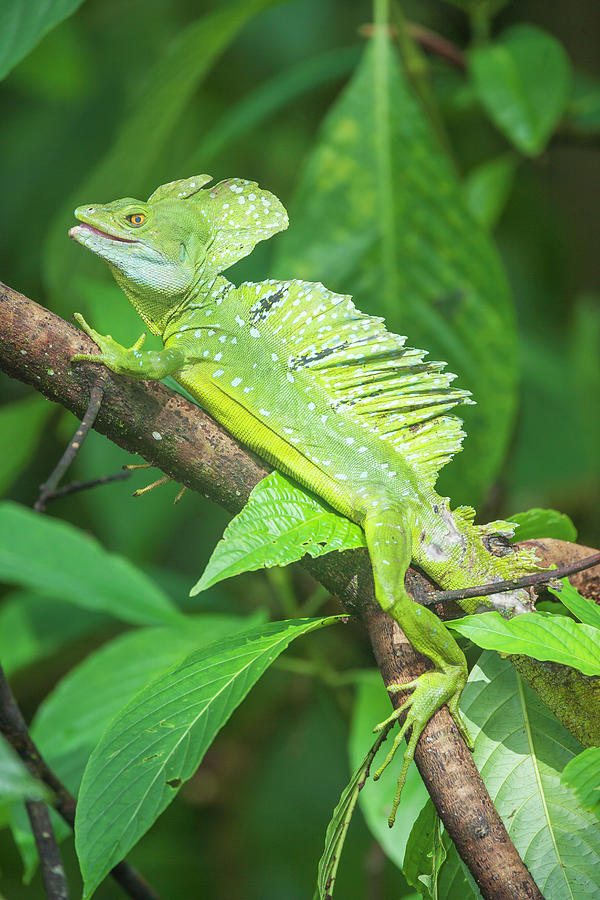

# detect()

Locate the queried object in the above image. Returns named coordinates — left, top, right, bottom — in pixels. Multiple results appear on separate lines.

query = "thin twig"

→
left=25, top=800, right=70, bottom=900
left=431, top=552, right=600, bottom=605
left=0, top=663, right=161, bottom=900
left=406, top=22, right=466, bottom=71
left=35, top=373, right=108, bottom=512
left=38, top=469, right=131, bottom=503
left=359, top=21, right=466, bottom=71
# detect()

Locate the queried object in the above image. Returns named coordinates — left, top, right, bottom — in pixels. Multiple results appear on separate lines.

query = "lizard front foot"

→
left=71, top=313, right=146, bottom=374
left=373, top=666, right=471, bottom=827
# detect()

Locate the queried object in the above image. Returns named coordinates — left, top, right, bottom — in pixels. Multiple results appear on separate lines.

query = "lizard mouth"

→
left=69, top=223, right=138, bottom=244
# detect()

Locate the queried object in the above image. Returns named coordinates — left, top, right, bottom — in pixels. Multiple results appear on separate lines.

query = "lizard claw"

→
left=372, top=667, right=470, bottom=827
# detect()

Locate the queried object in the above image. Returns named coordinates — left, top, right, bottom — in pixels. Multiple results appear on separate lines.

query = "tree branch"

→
left=24, top=800, right=70, bottom=900
left=3, top=281, right=597, bottom=898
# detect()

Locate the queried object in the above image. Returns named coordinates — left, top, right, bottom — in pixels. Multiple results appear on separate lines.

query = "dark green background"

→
left=1, top=1, right=599, bottom=897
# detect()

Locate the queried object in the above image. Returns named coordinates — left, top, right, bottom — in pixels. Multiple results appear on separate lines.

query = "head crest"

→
left=148, top=175, right=289, bottom=272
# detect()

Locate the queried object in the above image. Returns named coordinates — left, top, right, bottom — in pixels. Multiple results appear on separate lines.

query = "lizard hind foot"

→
left=372, top=668, right=471, bottom=827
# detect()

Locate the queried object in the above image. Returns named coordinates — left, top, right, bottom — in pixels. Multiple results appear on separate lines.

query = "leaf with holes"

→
left=447, top=610, right=600, bottom=676
left=437, top=652, right=600, bottom=897
left=10, top=614, right=260, bottom=880
left=75, top=616, right=341, bottom=897
left=191, top=472, right=364, bottom=594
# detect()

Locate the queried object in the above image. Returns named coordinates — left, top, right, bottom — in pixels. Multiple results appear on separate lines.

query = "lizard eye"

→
left=127, top=213, right=146, bottom=226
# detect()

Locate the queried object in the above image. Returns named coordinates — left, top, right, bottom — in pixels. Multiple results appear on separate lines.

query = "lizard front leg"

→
left=363, top=503, right=472, bottom=826
left=71, top=313, right=186, bottom=379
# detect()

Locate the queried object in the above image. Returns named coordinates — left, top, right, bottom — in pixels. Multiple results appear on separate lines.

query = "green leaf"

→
left=314, top=723, right=390, bottom=900
left=548, top=580, right=600, bottom=629
left=43, top=0, right=279, bottom=311
left=447, top=609, right=600, bottom=676
left=0, top=501, right=181, bottom=626
left=0, top=0, right=87, bottom=80
left=273, top=36, right=518, bottom=506
left=0, top=735, right=47, bottom=805
left=348, top=672, right=427, bottom=872
left=561, top=747, right=600, bottom=820
left=75, top=616, right=340, bottom=897
left=402, top=800, right=446, bottom=899
left=468, top=25, right=572, bottom=156
left=11, top=615, right=256, bottom=880
left=508, top=507, right=578, bottom=543
left=463, top=154, right=517, bottom=230
left=0, top=395, right=53, bottom=496
left=192, top=472, right=364, bottom=595
left=439, top=652, right=600, bottom=896
left=33, top=616, right=258, bottom=794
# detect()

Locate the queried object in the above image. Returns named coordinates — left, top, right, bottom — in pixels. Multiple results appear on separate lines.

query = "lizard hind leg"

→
left=363, top=502, right=471, bottom=825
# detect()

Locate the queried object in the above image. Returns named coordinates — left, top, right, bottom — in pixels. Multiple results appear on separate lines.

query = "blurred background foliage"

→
left=0, top=0, right=599, bottom=897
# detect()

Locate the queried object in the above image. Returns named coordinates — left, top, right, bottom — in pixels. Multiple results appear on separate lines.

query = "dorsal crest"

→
left=240, top=279, right=474, bottom=486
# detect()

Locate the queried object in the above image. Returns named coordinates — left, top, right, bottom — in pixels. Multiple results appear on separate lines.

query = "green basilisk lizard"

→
left=68, top=174, right=542, bottom=820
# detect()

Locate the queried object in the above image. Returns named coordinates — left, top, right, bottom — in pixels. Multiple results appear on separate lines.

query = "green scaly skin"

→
left=68, top=174, right=541, bottom=822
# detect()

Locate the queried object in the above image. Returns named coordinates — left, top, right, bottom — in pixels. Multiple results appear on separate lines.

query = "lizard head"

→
left=69, top=174, right=289, bottom=332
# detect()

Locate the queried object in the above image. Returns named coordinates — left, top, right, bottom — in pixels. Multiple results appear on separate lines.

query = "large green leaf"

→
left=0, top=501, right=181, bottom=626
left=75, top=616, right=340, bottom=897
left=0, top=395, right=53, bottom=496
left=0, top=0, right=87, bottom=80
left=192, top=472, right=364, bottom=594
left=314, top=723, right=390, bottom=900
left=348, top=673, right=428, bottom=872
left=448, top=610, right=600, bottom=676
left=43, top=0, right=279, bottom=310
left=508, top=507, right=577, bottom=543
left=10, top=615, right=259, bottom=879
left=561, top=747, right=600, bottom=821
left=273, top=34, right=518, bottom=505
left=438, top=652, right=600, bottom=898
left=468, top=25, right=572, bottom=156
